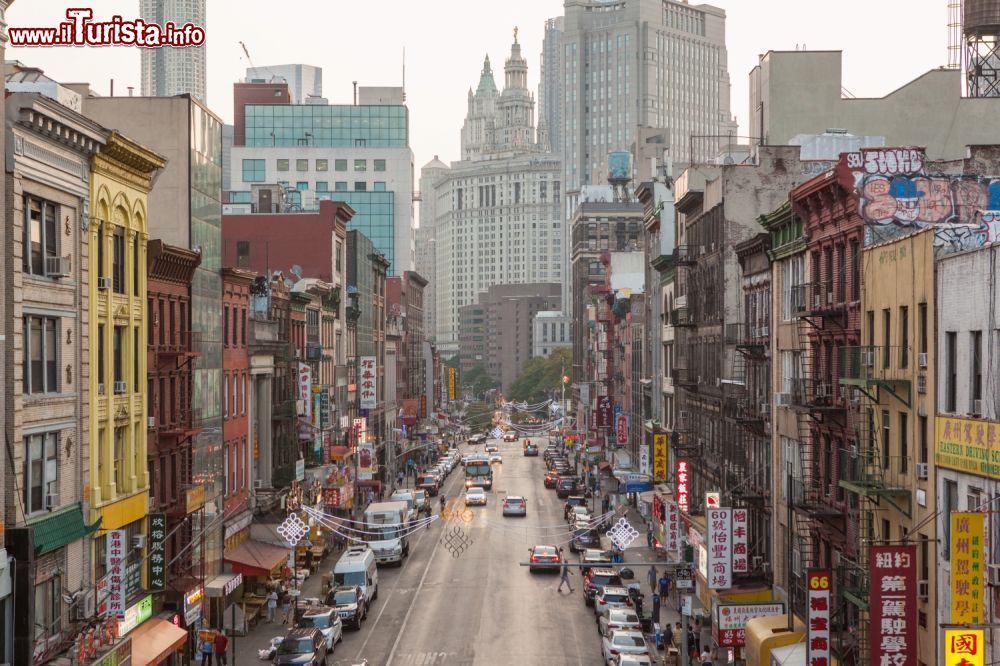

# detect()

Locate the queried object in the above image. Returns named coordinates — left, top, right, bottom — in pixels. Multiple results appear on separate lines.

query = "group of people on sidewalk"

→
left=197, top=631, right=229, bottom=666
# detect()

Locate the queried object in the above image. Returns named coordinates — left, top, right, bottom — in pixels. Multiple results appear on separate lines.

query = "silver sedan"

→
left=502, top=495, right=527, bottom=517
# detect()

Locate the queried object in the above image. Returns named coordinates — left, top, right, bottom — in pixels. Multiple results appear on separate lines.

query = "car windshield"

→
left=300, top=614, right=332, bottom=629
left=277, top=637, right=314, bottom=654
left=558, top=480, right=574, bottom=487
left=467, top=489, right=484, bottom=496
left=466, top=463, right=490, bottom=476
left=614, top=635, right=647, bottom=648
left=333, top=590, right=357, bottom=604
left=507, top=498, right=524, bottom=505
left=333, top=572, right=365, bottom=587
left=418, top=476, right=434, bottom=484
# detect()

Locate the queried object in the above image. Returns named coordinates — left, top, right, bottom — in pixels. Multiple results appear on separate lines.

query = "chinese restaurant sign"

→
left=869, top=544, right=917, bottom=666
left=676, top=459, right=689, bottom=513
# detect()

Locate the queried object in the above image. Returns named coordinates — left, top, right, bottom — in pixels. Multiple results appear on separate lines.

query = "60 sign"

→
left=808, top=572, right=830, bottom=591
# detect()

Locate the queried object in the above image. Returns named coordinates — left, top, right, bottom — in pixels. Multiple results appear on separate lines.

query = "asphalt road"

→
left=330, top=434, right=606, bottom=666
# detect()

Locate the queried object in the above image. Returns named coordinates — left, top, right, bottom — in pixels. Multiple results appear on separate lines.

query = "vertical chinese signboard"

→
left=106, top=529, right=126, bottom=616
left=664, top=500, right=680, bottom=553
left=360, top=356, right=377, bottom=409
left=148, top=514, right=166, bottom=591
left=732, top=507, right=748, bottom=573
left=595, top=396, right=612, bottom=429
left=869, top=544, right=917, bottom=666
left=676, top=459, right=689, bottom=513
left=706, top=508, right=732, bottom=589
left=950, top=511, right=984, bottom=624
left=616, top=414, right=628, bottom=444
left=807, top=569, right=831, bottom=666
left=358, top=442, right=375, bottom=480
left=652, top=433, right=667, bottom=481
left=298, top=362, right=312, bottom=419
left=944, top=629, right=984, bottom=666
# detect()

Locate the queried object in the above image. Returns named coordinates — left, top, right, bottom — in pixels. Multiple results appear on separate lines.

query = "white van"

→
left=389, top=490, right=418, bottom=522
left=333, top=545, right=379, bottom=605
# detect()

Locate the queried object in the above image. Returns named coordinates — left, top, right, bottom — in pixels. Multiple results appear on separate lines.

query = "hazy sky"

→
left=8, top=1, right=946, bottom=173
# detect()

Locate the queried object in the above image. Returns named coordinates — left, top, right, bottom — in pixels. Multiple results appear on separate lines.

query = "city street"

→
left=236, top=435, right=607, bottom=666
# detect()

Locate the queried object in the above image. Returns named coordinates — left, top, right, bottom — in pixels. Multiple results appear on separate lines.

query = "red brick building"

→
left=222, top=199, right=353, bottom=283
left=222, top=268, right=255, bottom=545
left=787, top=166, right=863, bottom=609
left=146, top=239, right=201, bottom=607
left=232, top=81, right=291, bottom=147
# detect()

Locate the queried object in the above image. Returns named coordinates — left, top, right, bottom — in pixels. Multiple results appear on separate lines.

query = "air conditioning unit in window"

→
left=916, top=462, right=928, bottom=480
left=917, top=375, right=927, bottom=394
left=917, top=579, right=929, bottom=600
left=113, top=381, right=127, bottom=394
left=775, top=393, right=792, bottom=407
left=987, top=565, right=1000, bottom=587
left=97, top=276, right=112, bottom=290
left=860, top=351, right=875, bottom=368
left=44, top=493, right=59, bottom=510
left=147, top=416, right=156, bottom=429
left=815, top=383, right=831, bottom=398
left=917, top=352, right=928, bottom=368
left=973, top=400, right=983, bottom=417
left=45, top=255, right=71, bottom=278
left=132, top=534, right=146, bottom=550
left=97, top=383, right=105, bottom=396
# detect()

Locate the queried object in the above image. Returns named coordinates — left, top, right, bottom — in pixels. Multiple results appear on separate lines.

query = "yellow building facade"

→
left=87, top=132, right=165, bottom=543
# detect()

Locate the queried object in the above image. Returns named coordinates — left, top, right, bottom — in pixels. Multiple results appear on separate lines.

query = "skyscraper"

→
left=423, top=32, right=563, bottom=357
left=539, top=17, right=564, bottom=154
left=140, top=0, right=207, bottom=102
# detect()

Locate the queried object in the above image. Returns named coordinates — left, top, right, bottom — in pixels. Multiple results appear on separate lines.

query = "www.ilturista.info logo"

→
left=9, top=8, right=205, bottom=48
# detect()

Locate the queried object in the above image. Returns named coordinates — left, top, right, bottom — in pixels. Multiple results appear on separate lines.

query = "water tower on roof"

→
left=607, top=151, right=633, bottom=203
left=964, top=0, right=1000, bottom=97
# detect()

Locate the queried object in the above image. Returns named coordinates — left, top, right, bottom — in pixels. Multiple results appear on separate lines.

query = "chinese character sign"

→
left=944, top=629, right=984, bottom=666
left=595, top=396, right=612, bottom=429
left=352, top=417, right=367, bottom=450
left=713, top=603, right=784, bottom=648
left=706, top=508, right=732, bottom=589
left=638, top=445, right=650, bottom=475
left=360, top=356, right=377, bottom=410
left=447, top=367, right=456, bottom=401
left=807, top=569, right=831, bottom=666
left=653, top=433, right=667, bottom=481
left=869, top=544, right=917, bottom=666
left=664, top=500, right=680, bottom=553
left=676, top=459, right=689, bottom=513
left=616, top=414, right=628, bottom=444
left=358, top=442, right=375, bottom=480
left=950, top=511, right=984, bottom=625
left=298, top=362, right=312, bottom=420
left=106, top=529, right=126, bottom=617
left=732, top=508, right=748, bottom=573
left=148, top=514, right=166, bottom=592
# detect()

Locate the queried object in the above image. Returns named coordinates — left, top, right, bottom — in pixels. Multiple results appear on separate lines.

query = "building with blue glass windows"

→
left=226, top=86, right=414, bottom=275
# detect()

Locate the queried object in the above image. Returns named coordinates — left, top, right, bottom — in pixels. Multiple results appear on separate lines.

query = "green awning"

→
left=28, top=502, right=101, bottom=556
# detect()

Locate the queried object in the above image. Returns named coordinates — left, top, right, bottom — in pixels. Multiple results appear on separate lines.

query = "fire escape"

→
left=784, top=281, right=850, bottom=629
left=836, top=343, right=912, bottom=666
left=670, top=245, right=698, bottom=461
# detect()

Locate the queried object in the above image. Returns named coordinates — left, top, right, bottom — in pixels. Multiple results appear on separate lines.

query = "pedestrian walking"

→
left=689, top=627, right=700, bottom=654
left=652, top=590, right=661, bottom=624
left=280, top=591, right=292, bottom=625
left=199, top=636, right=214, bottom=665
left=700, top=648, right=713, bottom=666
left=662, top=621, right=673, bottom=651
left=213, top=632, right=229, bottom=666
left=658, top=573, right=670, bottom=606
left=304, top=548, right=314, bottom=575
left=647, top=565, right=657, bottom=593
left=646, top=522, right=654, bottom=548
left=265, top=589, right=278, bottom=622
left=557, top=553, right=574, bottom=592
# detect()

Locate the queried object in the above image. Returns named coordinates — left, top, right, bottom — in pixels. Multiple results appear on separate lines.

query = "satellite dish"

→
left=290, top=265, right=303, bottom=279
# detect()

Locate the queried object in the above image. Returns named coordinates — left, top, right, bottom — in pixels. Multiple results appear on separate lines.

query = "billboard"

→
left=869, top=544, right=917, bottom=666
left=360, top=357, right=377, bottom=409
left=950, top=511, right=984, bottom=624
left=652, top=433, right=667, bottom=481
left=807, top=569, right=831, bottom=666
left=706, top=508, right=732, bottom=589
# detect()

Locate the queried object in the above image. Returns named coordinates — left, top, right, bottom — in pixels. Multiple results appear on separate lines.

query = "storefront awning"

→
left=29, top=502, right=101, bottom=556
left=356, top=479, right=382, bottom=489
left=129, top=618, right=188, bottom=666
left=206, top=572, right=243, bottom=598
left=329, top=446, right=352, bottom=459
left=638, top=490, right=657, bottom=504
left=224, top=539, right=290, bottom=578
left=597, top=461, right=612, bottom=471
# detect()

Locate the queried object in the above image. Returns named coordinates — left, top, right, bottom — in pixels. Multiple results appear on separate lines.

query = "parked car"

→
left=502, top=496, right=527, bottom=517
left=271, top=628, right=329, bottom=666
left=543, top=471, right=561, bottom=488
left=570, top=527, right=601, bottom=553
left=556, top=477, right=579, bottom=498
left=594, top=586, right=633, bottom=622
left=580, top=549, right=613, bottom=576
left=324, top=585, right=368, bottom=630
left=416, top=474, right=439, bottom=496
left=601, top=629, right=650, bottom=664
left=465, top=487, right=487, bottom=506
left=584, top=569, right=624, bottom=607
left=566, top=505, right=592, bottom=524
left=598, top=608, right=642, bottom=637
left=296, top=605, right=343, bottom=652
left=528, top=545, right=562, bottom=573
left=612, top=655, right=653, bottom=666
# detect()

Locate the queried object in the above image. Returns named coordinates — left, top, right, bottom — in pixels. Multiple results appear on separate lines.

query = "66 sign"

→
left=807, top=569, right=832, bottom=666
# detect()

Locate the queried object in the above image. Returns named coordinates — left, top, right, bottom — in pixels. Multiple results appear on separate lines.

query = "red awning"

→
left=224, top=539, right=290, bottom=578
left=356, top=480, right=382, bottom=489
left=129, top=618, right=188, bottom=666
left=598, top=461, right=612, bottom=471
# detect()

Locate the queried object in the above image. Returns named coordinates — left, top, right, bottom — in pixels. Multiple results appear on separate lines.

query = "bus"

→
left=464, top=455, right=493, bottom=490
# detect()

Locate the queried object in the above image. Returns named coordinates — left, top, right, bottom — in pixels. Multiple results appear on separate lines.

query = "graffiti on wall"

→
left=860, top=174, right=1000, bottom=252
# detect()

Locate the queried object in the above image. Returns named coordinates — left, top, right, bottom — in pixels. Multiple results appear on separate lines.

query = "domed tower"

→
left=496, top=27, right=537, bottom=151
left=460, top=55, right=499, bottom=159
